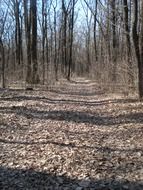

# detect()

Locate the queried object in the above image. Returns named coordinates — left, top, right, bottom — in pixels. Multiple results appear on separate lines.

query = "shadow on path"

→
left=0, top=166, right=143, bottom=190
left=0, top=95, right=138, bottom=106
left=0, top=138, right=143, bottom=154
left=0, top=106, right=142, bottom=126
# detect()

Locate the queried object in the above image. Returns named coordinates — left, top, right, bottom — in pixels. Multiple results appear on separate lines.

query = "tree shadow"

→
left=0, top=138, right=143, bottom=154
left=0, top=106, right=142, bottom=125
left=0, top=95, right=139, bottom=106
left=0, top=122, right=28, bottom=132
left=49, top=89, right=104, bottom=96
left=69, top=79, right=94, bottom=84
left=0, top=86, right=103, bottom=97
left=0, top=166, right=143, bottom=189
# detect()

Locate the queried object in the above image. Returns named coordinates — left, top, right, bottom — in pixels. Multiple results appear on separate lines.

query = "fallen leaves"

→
left=0, top=78, right=143, bottom=189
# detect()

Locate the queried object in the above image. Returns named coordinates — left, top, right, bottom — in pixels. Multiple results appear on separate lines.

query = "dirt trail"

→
left=0, top=78, right=143, bottom=190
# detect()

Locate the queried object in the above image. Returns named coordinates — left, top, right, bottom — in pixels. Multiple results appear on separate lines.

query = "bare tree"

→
left=123, top=0, right=132, bottom=84
left=110, top=0, right=117, bottom=82
left=0, top=0, right=142, bottom=97
left=24, top=0, right=39, bottom=84
left=31, top=0, right=39, bottom=83
left=12, top=0, right=23, bottom=66
left=0, top=2, right=9, bottom=88
left=23, top=0, right=32, bottom=83
left=67, top=0, right=76, bottom=80
left=132, top=0, right=143, bottom=98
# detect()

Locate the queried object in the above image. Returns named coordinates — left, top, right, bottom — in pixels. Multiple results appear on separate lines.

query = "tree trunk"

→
left=31, top=0, right=39, bottom=83
left=62, top=0, right=68, bottom=76
left=0, top=38, right=5, bottom=88
left=24, top=0, right=32, bottom=83
left=14, top=0, right=22, bottom=65
left=53, top=2, right=58, bottom=81
left=123, top=0, right=133, bottom=84
left=111, top=0, right=117, bottom=82
left=93, top=0, right=98, bottom=61
left=67, top=0, right=75, bottom=80
left=132, top=0, right=143, bottom=98
left=139, top=0, right=143, bottom=98
left=42, top=0, right=46, bottom=84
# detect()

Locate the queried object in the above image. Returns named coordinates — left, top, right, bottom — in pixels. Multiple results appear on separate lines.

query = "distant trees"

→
left=81, top=0, right=143, bottom=98
left=0, top=0, right=143, bottom=98
left=60, top=0, right=77, bottom=80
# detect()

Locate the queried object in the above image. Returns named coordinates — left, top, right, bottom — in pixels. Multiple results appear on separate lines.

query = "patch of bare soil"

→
left=0, top=78, right=143, bottom=190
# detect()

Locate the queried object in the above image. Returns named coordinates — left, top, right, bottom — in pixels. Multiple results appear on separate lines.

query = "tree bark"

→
left=123, top=0, right=133, bottom=84
left=67, top=0, right=75, bottom=80
left=139, top=0, right=143, bottom=98
left=132, top=0, right=143, bottom=98
left=31, top=0, right=39, bottom=83
left=24, top=0, right=32, bottom=83
left=0, top=38, right=5, bottom=88
left=111, top=0, right=117, bottom=82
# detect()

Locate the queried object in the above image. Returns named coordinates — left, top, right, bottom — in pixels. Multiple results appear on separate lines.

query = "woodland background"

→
left=0, top=1, right=143, bottom=189
left=0, top=0, right=143, bottom=98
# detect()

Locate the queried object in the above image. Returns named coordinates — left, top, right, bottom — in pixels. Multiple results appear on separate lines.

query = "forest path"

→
left=0, top=78, right=143, bottom=189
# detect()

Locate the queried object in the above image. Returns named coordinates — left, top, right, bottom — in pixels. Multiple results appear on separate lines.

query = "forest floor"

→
left=0, top=78, right=143, bottom=190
